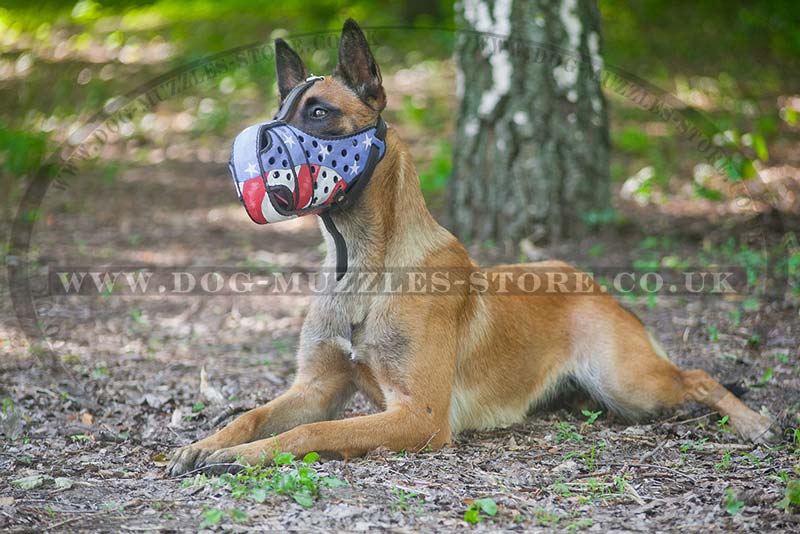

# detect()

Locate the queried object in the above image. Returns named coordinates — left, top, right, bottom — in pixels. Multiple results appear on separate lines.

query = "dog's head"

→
left=274, top=18, right=385, bottom=137
left=228, top=19, right=389, bottom=225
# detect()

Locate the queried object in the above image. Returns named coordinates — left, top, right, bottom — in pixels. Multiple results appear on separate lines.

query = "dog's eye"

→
left=310, top=107, right=328, bottom=119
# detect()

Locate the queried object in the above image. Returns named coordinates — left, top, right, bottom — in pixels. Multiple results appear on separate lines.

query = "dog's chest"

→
left=348, top=317, right=409, bottom=368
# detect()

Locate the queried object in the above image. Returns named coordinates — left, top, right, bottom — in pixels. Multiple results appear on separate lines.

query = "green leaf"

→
left=199, top=508, right=224, bottom=528
left=274, top=452, right=294, bottom=466
left=191, top=401, right=205, bottom=413
left=292, top=491, right=314, bottom=507
left=784, top=107, right=798, bottom=126
left=475, top=498, right=497, bottom=516
left=249, top=487, right=268, bottom=503
left=752, top=134, right=769, bottom=161
left=742, top=297, right=760, bottom=311
left=463, top=508, right=481, bottom=524
left=12, top=474, right=46, bottom=490
left=229, top=509, right=248, bottom=523
left=302, top=452, right=320, bottom=465
left=777, top=479, right=800, bottom=510
left=322, top=476, right=348, bottom=488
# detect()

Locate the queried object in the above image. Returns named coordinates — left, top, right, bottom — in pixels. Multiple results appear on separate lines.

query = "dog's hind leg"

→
left=678, top=368, right=775, bottom=442
left=571, top=302, right=775, bottom=443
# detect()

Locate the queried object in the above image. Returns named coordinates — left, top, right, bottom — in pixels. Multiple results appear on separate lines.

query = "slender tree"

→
left=451, top=0, right=610, bottom=243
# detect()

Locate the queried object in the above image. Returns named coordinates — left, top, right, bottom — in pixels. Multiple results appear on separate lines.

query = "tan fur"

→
left=168, top=29, right=775, bottom=476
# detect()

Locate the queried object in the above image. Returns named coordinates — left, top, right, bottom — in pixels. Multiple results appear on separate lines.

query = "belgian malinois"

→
left=168, top=19, right=774, bottom=476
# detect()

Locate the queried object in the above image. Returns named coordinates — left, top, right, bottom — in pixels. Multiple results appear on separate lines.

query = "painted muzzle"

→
left=228, top=76, right=386, bottom=225
left=229, top=120, right=386, bottom=224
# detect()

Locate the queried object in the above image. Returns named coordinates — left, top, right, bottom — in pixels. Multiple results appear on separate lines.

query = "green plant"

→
left=680, top=437, right=708, bottom=455
left=715, top=449, right=732, bottom=471
left=555, top=421, right=583, bottom=443
left=706, top=324, right=719, bottom=342
left=723, top=488, right=744, bottom=515
left=392, top=486, right=424, bottom=512
left=777, top=479, right=800, bottom=511
left=199, top=508, right=222, bottom=529
left=272, top=339, right=290, bottom=354
left=90, top=366, right=109, bottom=379
left=533, top=507, right=565, bottom=526
left=752, top=367, right=773, bottom=388
left=717, top=415, right=733, bottom=434
left=565, top=442, right=606, bottom=472
left=581, top=409, right=602, bottom=426
left=747, top=334, right=762, bottom=347
left=181, top=473, right=210, bottom=489
left=220, top=451, right=347, bottom=508
left=589, top=244, right=605, bottom=257
left=566, top=518, right=593, bottom=530
left=463, top=498, right=497, bottom=524
left=192, top=401, right=206, bottom=413
left=729, top=308, right=742, bottom=327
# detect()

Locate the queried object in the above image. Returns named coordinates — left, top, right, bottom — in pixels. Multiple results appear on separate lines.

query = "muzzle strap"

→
left=320, top=211, right=348, bottom=281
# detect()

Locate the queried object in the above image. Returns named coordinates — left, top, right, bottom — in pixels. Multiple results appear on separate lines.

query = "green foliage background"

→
left=1, top=0, right=798, bottom=210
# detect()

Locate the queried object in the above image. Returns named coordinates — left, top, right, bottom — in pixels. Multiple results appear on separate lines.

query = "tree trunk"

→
left=451, top=0, right=610, bottom=244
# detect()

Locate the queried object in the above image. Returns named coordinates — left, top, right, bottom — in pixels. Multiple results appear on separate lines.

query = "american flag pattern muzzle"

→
left=229, top=120, right=386, bottom=224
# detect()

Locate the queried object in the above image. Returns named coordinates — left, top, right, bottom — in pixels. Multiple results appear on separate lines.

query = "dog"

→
left=168, top=19, right=774, bottom=476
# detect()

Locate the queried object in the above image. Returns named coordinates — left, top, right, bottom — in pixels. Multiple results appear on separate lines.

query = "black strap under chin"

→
left=320, top=211, right=348, bottom=281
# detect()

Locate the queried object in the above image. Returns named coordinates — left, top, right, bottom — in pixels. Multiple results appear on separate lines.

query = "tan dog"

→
left=168, top=19, right=774, bottom=476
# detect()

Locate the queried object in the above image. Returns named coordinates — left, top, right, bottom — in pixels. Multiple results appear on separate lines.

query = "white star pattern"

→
left=318, top=144, right=330, bottom=160
left=349, top=161, right=360, bottom=175
left=362, top=133, right=372, bottom=148
left=244, top=162, right=259, bottom=177
left=282, top=134, right=295, bottom=147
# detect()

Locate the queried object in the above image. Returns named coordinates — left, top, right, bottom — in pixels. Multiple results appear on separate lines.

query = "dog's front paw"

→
left=196, top=448, right=247, bottom=476
left=167, top=444, right=216, bottom=477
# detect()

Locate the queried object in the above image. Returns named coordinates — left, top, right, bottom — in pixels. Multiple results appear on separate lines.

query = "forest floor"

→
left=1, top=152, right=799, bottom=532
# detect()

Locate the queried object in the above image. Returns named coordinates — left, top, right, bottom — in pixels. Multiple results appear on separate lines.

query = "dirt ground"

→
left=1, top=150, right=799, bottom=533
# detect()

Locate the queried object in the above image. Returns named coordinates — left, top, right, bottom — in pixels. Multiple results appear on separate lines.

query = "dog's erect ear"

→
left=333, top=19, right=386, bottom=111
left=275, top=38, right=308, bottom=101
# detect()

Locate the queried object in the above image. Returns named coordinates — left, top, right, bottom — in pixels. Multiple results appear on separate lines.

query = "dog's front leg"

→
left=198, top=401, right=449, bottom=474
left=198, top=323, right=460, bottom=473
left=168, top=344, right=354, bottom=476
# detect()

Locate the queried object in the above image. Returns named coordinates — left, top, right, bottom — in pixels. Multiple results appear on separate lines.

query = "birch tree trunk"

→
left=451, top=0, right=610, bottom=243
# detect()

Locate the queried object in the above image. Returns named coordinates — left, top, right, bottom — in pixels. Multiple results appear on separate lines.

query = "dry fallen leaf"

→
left=200, top=366, right=225, bottom=404
left=170, top=407, right=184, bottom=427
left=80, top=412, right=94, bottom=425
left=151, top=452, right=169, bottom=467
left=54, top=477, right=74, bottom=490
